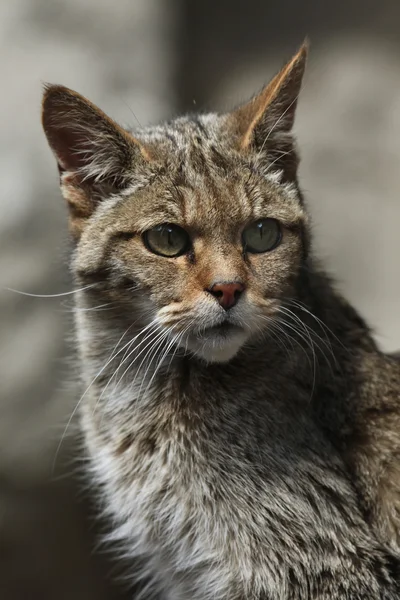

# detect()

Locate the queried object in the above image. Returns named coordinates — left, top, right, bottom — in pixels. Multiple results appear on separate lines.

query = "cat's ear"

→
left=229, top=42, right=307, bottom=181
left=42, top=85, right=153, bottom=237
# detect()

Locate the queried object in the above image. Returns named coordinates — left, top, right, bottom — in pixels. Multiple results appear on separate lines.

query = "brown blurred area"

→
left=0, top=0, right=399, bottom=597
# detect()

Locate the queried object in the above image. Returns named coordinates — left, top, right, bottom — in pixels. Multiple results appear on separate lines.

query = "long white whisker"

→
left=132, top=327, right=174, bottom=400
left=275, top=308, right=317, bottom=391
left=61, top=302, right=118, bottom=313
left=259, top=318, right=294, bottom=359
left=266, top=313, right=312, bottom=368
left=94, top=323, right=162, bottom=410
left=276, top=306, right=320, bottom=401
left=5, top=283, right=98, bottom=298
left=280, top=304, right=338, bottom=374
left=52, top=319, right=157, bottom=471
left=110, top=324, right=167, bottom=396
left=112, top=320, right=159, bottom=367
left=287, top=299, right=348, bottom=356
left=136, top=332, right=173, bottom=401
left=146, top=322, right=192, bottom=395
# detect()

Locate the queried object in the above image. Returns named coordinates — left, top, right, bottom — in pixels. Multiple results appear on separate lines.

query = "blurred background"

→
left=1, top=1, right=400, bottom=598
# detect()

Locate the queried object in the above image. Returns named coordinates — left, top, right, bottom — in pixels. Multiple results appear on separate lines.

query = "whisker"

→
left=108, top=324, right=167, bottom=397
left=52, top=319, right=158, bottom=472
left=94, top=322, right=162, bottom=408
left=137, top=326, right=176, bottom=384
left=287, top=299, right=349, bottom=356
left=5, top=283, right=99, bottom=298
left=279, top=304, right=338, bottom=374
left=136, top=329, right=174, bottom=400
left=274, top=308, right=317, bottom=399
left=161, top=322, right=192, bottom=373
left=60, top=302, right=119, bottom=313
left=260, top=93, right=301, bottom=154
left=138, top=320, right=194, bottom=401
left=258, top=316, right=295, bottom=359
left=260, top=314, right=310, bottom=366
left=264, top=149, right=293, bottom=174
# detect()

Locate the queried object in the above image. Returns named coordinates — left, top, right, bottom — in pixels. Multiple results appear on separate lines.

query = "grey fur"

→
left=42, top=47, right=400, bottom=599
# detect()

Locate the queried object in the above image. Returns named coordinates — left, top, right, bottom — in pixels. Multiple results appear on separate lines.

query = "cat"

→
left=42, top=42, right=400, bottom=599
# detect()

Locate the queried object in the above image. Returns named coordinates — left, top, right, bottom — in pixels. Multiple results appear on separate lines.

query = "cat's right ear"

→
left=42, top=85, right=153, bottom=238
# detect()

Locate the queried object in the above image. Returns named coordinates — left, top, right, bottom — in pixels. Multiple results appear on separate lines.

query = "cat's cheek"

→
left=115, top=251, right=186, bottom=306
left=248, top=246, right=301, bottom=296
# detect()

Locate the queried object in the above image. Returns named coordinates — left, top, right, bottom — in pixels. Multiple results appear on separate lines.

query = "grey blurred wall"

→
left=0, top=0, right=399, bottom=598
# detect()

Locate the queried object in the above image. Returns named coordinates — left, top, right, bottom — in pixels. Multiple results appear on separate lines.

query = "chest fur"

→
left=81, top=375, right=381, bottom=599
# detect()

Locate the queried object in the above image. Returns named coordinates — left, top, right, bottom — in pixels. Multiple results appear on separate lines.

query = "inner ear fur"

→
left=42, top=84, right=154, bottom=237
left=230, top=42, right=308, bottom=180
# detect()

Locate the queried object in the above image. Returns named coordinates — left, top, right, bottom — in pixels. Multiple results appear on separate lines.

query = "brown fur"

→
left=41, top=45, right=400, bottom=599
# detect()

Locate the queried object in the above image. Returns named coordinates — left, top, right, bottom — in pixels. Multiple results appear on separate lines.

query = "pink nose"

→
left=208, top=282, right=245, bottom=310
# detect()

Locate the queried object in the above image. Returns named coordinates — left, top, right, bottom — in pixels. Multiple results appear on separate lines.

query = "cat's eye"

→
left=143, top=223, right=191, bottom=257
left=242, top=218, right=281, bottom=253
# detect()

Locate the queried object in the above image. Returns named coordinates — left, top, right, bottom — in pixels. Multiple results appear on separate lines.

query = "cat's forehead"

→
left=142, top=113, right=228, bottom=149
left=141, top=113, right=251, bottom=176
left=112, top=114, right=304, bottom=233
left=117, top=169, right=302, bottom=240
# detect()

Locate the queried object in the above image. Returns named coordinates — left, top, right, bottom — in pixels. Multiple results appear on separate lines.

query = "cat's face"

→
left=42, top=44, right=309, bottom=363
left=76, top=150, right=306, bottom=362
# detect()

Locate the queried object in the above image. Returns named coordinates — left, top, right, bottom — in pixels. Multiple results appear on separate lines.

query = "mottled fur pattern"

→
left=42, top=44, right=400, bottom=598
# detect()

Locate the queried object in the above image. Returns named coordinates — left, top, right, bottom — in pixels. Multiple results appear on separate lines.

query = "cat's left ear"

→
left=229, top=42, right=308, bottom=181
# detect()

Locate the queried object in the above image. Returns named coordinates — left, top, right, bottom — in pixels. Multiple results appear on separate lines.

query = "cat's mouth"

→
left=198, top=322, right=243, bottom=338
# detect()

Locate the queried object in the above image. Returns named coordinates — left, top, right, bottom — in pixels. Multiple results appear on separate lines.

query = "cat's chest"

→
left=86, top=374, right=348, bottom=531
left=83, top=373, right=369, bottom=599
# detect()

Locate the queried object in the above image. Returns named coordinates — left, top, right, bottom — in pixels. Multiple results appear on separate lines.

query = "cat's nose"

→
left=207, top=282, right=245, bottom=310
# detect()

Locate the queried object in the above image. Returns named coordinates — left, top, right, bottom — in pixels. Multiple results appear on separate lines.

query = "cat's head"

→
left=42, top=44, right=309, bottom=363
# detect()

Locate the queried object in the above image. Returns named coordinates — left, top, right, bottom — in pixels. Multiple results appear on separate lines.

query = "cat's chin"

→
left=184, top=327, right=249, bottom=364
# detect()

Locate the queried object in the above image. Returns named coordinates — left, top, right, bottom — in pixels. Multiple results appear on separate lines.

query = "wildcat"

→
left=42, top=43, right=400, bottom=598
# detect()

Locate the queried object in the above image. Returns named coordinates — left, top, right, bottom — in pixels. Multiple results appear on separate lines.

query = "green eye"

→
left=143, top=223, right=191, bottom=257
left=242, top=218, right=281, bottom=253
